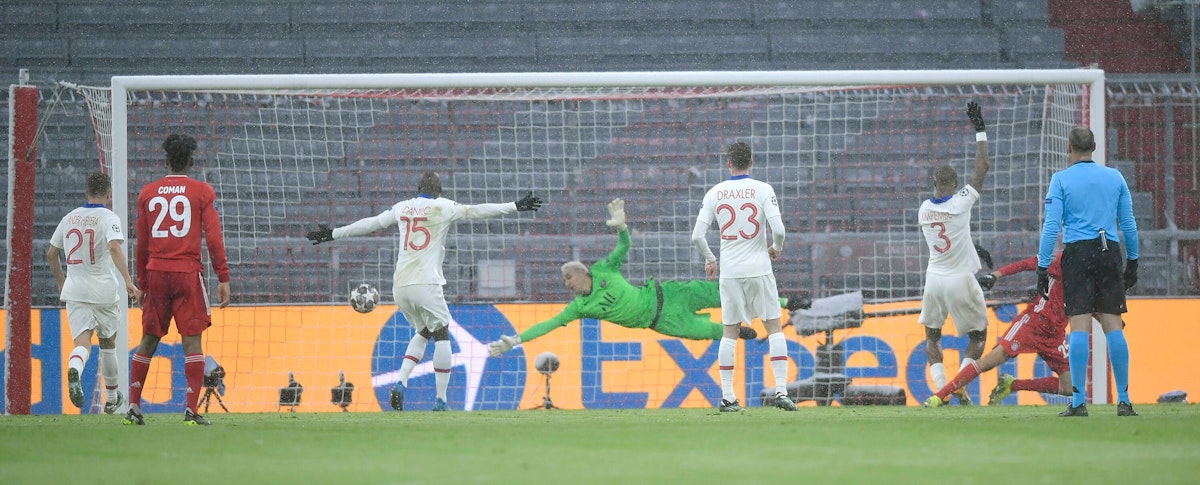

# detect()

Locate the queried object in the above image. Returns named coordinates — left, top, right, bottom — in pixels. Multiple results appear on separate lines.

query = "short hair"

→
left=727, top=142, right=752, bottom=170
left=561, top=261, right=588, bottom=277
left=1069, top=127, right=1096, bottom=153
left=162, top=133, right=197, bottom=172
left=932, top=165, right=958, bottom=191
left=417, top=171, right=442, bottom=197
left=85, top=172, right=110, bottom=198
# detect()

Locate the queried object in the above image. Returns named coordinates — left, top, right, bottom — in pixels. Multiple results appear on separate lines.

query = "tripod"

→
left=528, top=372, right=560, bottom=410
left=199, top=384, right=229, bottom=413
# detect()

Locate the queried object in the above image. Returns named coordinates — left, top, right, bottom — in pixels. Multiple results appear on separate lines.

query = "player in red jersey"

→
left=125, top=134, right=231, bottom=426
left=923, top=254, right=1071, bottom=407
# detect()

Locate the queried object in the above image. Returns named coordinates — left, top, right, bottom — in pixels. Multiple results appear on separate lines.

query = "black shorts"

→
left=1061, top=237, right=1128, bottom=316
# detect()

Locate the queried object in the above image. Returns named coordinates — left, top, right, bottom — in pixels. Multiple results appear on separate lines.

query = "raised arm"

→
left=966, top=101, right=990, bottom=191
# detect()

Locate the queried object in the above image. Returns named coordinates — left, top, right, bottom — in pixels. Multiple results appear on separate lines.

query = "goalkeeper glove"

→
left=606, top=198, right=627, bottom=231
left=488, top=335, right=521, bottom=357
left=967, top=101, right=986, bottom=133
left=1036, top=267, right=1050, bottom=300
left=515, top=192, right=543, bottom=211
left=306, top=224, right=334, bottom=245
left=977, top=273, right=997, bottom=291
left=1124, top=259, right=1138, bottom=289
left=974, top=243, right=994, bottom=269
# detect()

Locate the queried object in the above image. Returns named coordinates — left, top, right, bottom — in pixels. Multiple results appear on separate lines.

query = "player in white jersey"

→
left=47, top=173, right=141, bottom=414
left=916, top=102, right=991, bottom=405
left=692, top=141, right=797, bottom=412
left=306, top=171, right=541, bottom=411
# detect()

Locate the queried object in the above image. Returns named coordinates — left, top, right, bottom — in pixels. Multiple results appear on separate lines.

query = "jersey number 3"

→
left=149, top=195, right=193, bottom=238
left=930, top=222, right=951, bottom=253
left=716, top=203, right=761, bottom=241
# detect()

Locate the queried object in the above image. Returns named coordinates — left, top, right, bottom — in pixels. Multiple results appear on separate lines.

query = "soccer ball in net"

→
left=349, top=283, right=380, bottom=314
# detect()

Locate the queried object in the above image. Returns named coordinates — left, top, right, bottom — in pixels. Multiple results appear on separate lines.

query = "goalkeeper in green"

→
left=489, top=199, right=808, bottom=357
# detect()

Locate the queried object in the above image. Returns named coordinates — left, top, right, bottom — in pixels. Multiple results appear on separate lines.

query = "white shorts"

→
left=719, top=274, right=782, bottom=326
left=917, top=272, right=988, bottom=336
left=65, top=300, right=120, bottom=340
left=393, top=284, right=452, bottom=333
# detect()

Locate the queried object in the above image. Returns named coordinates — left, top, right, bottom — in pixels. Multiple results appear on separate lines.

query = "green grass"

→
left=3, top=404, right=1199, bottom=484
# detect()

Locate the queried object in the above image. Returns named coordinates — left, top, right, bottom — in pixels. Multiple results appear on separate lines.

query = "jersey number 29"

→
left=148, top=195, right=192, bottom=238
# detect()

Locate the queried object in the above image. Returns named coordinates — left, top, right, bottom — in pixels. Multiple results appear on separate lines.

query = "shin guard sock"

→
left=100, top=348, right=119, bottom=400
left=767, top=332, right=789, bottom=395
left=399, top=334, right=429, bottom=386
left=433, top=340, right=452, bottom=402
left=1012, top=376, right=1063, bottom=394
left=719, top=337, right=737, bottom=401
left=1106, top=329, right=1131, bottom=404
left=930, top=362, right=947, bottom=390
left=184, top=353, right=205, bottom=413
left=129, top=352, right=153, bottom=405
left=936, top=360, right=980, bottom=401
left=69, top=346, right=90, bottom=374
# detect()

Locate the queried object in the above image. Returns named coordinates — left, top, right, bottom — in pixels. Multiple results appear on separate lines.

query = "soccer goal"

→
left=57, top=69, right=1107, bottom=412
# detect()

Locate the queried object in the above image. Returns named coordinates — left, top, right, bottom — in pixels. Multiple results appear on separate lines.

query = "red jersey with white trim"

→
left=997, top=255, right=1067, bottom=336
left=136, top=175, right=230, bottom=287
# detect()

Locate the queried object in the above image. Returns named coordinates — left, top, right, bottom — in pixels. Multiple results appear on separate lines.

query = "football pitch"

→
left=2, top=404, right=1198, bottom=484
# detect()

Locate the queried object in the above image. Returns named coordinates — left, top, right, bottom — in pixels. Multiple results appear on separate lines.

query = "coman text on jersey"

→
left=158, top=186, right=188, bottom=194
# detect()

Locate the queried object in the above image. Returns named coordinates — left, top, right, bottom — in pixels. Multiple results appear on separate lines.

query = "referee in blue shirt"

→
left=1038, top=127, right=1139, bottom=417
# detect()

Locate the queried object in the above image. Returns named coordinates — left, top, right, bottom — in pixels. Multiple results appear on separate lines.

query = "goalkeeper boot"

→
left=738, top=326, right=758, bottom=340
left=67, top=368, right=84, bottom=409
left=952, top=388, right=973, bottom=406
left=1058, top=403, right=1088, bottom=417
left=431, top=398, right=449, bottom=412
left=923, top=395, right=944, bottom=408
left=389, top=382, right=406, bottom=411
left=989, top=373, right=1015, bottom=405
left=123, top=403, right=145, bottom=426
left=1117, top=402, right=1138, bottom=417
left=183, top=409, right=212, bottom=426
left=773, top=392, right=799, bottom=411
left=719, top=399, right=745, bottom=413
left=103, top=391, right=126, bottom=415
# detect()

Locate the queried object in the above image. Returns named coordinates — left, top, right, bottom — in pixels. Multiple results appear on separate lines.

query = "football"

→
left=349, top=283, right=380, bottom=314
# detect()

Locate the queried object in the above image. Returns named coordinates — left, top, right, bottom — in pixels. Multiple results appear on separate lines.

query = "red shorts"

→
left=141, top=270, right=212, bottom=337
left=997, top=311, right=1069, bottom=375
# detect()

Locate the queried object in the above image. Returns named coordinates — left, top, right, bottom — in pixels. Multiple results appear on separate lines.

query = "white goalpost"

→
left=64, top=69, right=1110, bottom=412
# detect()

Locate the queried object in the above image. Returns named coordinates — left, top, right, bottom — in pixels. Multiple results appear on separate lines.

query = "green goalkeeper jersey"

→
left=520, top=229, right=659, bottom=342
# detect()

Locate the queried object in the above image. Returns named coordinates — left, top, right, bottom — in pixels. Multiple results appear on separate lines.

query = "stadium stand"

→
left=2, top=0, right=1196, bottom=304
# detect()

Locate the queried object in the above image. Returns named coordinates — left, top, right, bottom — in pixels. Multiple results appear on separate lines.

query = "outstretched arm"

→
left=604, top=228, right=632, bottom=270
left=489, top=303, right=582, bottom=357
left=966, top=101, right=990, bottom=191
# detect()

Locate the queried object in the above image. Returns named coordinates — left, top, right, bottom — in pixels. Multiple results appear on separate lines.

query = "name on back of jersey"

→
left=66, top=214, right=101, bottom=226
left=715, top=187, right=756, bottom=201
left=157, top=185, right=188, bottom=194
left=400, top=205, right=433, bottom=216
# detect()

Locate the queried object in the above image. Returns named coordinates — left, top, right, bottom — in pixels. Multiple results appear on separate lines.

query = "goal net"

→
left=70, top=70, right=1102, bottom=412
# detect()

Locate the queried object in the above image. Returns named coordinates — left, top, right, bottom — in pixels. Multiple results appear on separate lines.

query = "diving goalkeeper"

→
left=489, top=199, right=809, bottom=357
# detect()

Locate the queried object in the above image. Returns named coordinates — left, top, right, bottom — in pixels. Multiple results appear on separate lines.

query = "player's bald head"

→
left=1069, top=127, right=1096, bottom=154
left=932, top=165, right=957, bottom=192
left=417, top=171, right=442, bottom=197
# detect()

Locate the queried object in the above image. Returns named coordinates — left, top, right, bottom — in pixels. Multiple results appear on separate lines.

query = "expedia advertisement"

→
left=1, top=299, right=1195, bottom=413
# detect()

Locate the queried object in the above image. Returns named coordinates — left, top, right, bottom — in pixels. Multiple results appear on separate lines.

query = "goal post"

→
left=72, top=69, right=1110, bottom=411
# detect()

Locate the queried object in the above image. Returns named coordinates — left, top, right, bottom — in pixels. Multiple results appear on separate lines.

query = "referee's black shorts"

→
left=1061, top=237, right=1128, bottom=316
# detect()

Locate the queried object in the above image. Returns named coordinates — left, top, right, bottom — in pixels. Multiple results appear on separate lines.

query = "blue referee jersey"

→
left=1038, top=161, right=1138, bottom=267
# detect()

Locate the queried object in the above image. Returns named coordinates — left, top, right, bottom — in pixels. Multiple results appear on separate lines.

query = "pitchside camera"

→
left=278, top=372, right=303, bottom=412
left=331, top=371, right=354, bottom=412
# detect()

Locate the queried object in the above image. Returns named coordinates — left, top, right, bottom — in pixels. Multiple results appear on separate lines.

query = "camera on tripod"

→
left=199, top=357, right=229, bottom=413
